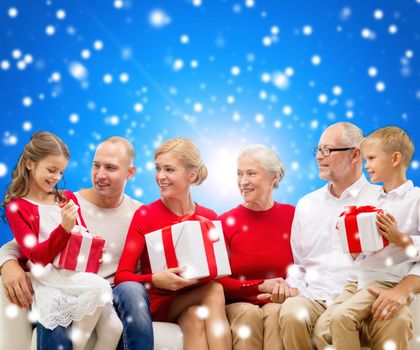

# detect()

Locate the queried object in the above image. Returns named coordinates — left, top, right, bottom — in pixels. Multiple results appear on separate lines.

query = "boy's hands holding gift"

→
left=152, top=267, right=199, bottom=291
left=377, top=213, right=413, bottom=249
left=61, top=199, right=79, bottom=233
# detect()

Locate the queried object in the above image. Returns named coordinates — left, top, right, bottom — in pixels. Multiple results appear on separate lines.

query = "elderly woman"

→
left=115, top=137, right=231, bottom=350
left=218, top=144, right=295, bottom=350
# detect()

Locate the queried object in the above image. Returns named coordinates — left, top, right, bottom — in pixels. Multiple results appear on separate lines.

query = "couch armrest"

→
left=0, top=277, right=32, bottom=350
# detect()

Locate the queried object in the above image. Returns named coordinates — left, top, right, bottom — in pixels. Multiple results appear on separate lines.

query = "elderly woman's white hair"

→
left=238, top=144, right=285, bottom=188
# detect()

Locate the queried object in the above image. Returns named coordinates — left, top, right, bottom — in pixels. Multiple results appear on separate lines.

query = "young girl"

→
left=2, top=131, right=122, bottom=350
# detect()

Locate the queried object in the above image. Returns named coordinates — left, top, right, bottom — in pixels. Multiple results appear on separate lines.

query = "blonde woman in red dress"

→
left=115, top=137, right=231, bottom=350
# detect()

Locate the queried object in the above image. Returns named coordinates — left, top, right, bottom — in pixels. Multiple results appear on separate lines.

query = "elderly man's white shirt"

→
left=286, top=175, right=380, bottom=304
left=356, top=180, right=420, bottom=288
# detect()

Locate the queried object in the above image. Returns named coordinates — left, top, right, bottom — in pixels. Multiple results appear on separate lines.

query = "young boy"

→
left=313, top=126, right=420, bottom=350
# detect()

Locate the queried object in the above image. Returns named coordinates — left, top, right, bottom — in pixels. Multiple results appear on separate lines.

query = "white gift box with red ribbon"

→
left=145, top=216, right=231, bottom=281
left=337, top=205, right=389, bottom=253
left=53, top=218, right=105, bottom=273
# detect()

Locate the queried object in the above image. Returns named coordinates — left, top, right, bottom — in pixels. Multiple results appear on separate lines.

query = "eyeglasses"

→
left=311, top=146, right=356, bottom=157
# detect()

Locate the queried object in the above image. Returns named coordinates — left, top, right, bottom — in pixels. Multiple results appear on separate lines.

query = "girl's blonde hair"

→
left=154, top=137, right=208, bottom=185
left=2, top=131, right=70, bottom=206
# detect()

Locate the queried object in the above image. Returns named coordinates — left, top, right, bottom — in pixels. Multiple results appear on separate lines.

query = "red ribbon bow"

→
left=161, top=214, right=220, bottom=282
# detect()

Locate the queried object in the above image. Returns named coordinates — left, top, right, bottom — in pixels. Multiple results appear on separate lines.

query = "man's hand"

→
left=258, top=277, right=285, bottom=293
left=368, top=286, right=409, bottom=321
left=0, top=260, right=33, bottom=308
left=257, top=280, right=299, bottom=303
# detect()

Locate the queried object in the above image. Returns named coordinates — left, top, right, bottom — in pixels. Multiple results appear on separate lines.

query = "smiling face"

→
left=91, top=141, right=135, bottom=200
left=316, top=126, right=355, bottom=183
left=362, top=141, right=394, bottom=184
left=237, top=153, right=276, bottom=205
left=26, top=154, right=68, bottom=196
left=155, top=151, right=197, bottom=200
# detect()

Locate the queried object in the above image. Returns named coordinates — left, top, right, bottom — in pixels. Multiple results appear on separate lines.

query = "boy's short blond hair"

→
left=361, top=126, right=414, bottom=167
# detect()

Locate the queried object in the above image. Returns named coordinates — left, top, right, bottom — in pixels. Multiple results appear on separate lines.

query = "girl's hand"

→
left=377, top=213, right=413, bottom=248
left=151, top=267, right=198, bottom=291
left=61, top=199, right=78, bottom=233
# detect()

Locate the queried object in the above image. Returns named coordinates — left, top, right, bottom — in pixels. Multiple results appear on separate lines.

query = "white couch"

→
left=0, top=278, right=183, bottom=350
left=1, top=278, right=420, bottom=350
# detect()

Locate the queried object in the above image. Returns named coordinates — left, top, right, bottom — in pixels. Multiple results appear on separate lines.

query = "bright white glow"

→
left=6, top=305, right=19, bottom=319
left=311, top=55, right=321, bottom=65
left=368, top=67, right=378, bottom=77
left=303, top=25, right=312, bottom=35
left=134, top=103, right=144, bottom=113
left=22, top=97, right=32, bottom=107
left=8, top=7, right=18, bottom=18
left=56, top=9, right=66, bottom=19
left=69, top=62, right=87, bottom=80
left=149, top=9, right=171, bottom=28
left=196, top=306, right=209, bottom=319
left=46, top=25, right=55, bottom=35
left=231, top=66, right=240, bottom=76
left=376, top=81, right=386, bottom=92
left=94, top=40, right=103, bottom=50
left=69, top=114, right=79, bottom=123
left=0, top=163, right=7, bottom=177
left=237, top=325, right=251, bottom=339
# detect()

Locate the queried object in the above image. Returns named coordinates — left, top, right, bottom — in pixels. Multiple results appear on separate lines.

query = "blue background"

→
left=1, top=0, right=419, bottom=244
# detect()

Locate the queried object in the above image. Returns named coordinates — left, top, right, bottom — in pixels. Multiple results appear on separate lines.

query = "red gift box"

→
left=337, top=205, right=389, bottom=253
left=54, top=224, right=105, bottom=273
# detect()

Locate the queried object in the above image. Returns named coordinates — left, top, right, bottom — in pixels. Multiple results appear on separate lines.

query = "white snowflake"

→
left=5, top=304, right=19, bottom=319
left=311, top=55, right=321, bottom=65
left=173, top=59, right=184, bottom=71
left=303, top=25, right=312, bottom=35
left=81, top=49, right=91, bottom=59
left=255, top=113, right=264, bottom=123
left=373, top=9, right=383, bottom=20
left=376, top=81, right=386, bottom=92
left=283, top=105, right=292, bottom=115
left=237, top=325, right=251, bottom=339
left=119, top=72, right=129, bottom=83
left=69, top=113, right=79, bottom=123
left=193, top=102, right=203, bottom=113
left=149, top=9, right=171, bottom=28
left=8, top=7, right=18, bottom=18
left=103, top=74, right=113, bottom=84
left=22, top=121, right=32, bottom=131
left=0, top=163, right=7, bottom=177
left=56, top=9, right=66, bottom=20
left=231, top=66, right=240, bottom=76
left=45, top=25, right=56, bottom=35
left=69, top=62, right=88, bottom=80
left=180, top=34, right=189, bottom=44
left=93, top=40, right=104, bottom=50
left=22, top=96, right=32, bottom=107
left=1, top=60, right=10, bottom=70
left=134, top=103, right=144, bottom=113
left=388, top=25, right=398, bottom=34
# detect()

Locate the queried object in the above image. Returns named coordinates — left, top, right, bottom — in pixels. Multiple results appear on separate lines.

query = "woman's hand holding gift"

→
left=152, top=267, right=199, bottom=291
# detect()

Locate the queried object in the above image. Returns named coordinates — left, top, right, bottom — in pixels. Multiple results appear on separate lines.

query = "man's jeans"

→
left=37, top=282, right=153, bottom=350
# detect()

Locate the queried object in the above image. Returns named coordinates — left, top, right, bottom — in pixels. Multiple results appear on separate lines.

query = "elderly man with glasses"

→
left=270, top=122, right=418, bottom=349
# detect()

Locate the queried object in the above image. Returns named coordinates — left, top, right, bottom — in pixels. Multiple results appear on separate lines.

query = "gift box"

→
left=145, top=215, right=231, bottom=280
left=54, top=225, right=105, bottom=273
left=337, top=205, right=388, bottom=253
